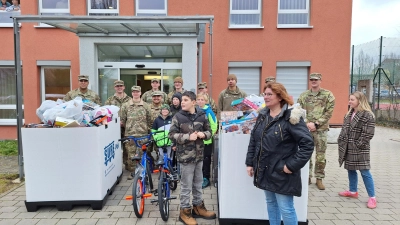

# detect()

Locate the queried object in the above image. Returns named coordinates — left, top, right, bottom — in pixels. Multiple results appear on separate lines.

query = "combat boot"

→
left=192, top=200, right=216, bottom=219
left=316, top=178, right=325, bottom=190
left=179, top=208, right=197, bottom=225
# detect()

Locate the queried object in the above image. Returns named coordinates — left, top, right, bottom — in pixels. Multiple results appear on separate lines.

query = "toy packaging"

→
left=221, top=118, right=257, bottom=134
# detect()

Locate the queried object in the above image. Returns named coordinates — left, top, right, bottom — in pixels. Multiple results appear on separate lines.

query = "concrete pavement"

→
left=0, top=126, right=399, bottom=225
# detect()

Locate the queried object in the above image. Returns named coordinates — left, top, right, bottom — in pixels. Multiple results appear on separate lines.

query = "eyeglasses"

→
left=115, top=85, right=123, bottom=87
left=263, top=93, right=274, bottom=97
left=79, top=80, right=88, bottom=83
left=198, top=88, right=205, bottom=90
left=309, top=79, right=319, bottom=81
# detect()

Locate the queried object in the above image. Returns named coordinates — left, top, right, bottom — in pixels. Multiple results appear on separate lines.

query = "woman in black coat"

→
left=245, top=82, right=314, bottom=225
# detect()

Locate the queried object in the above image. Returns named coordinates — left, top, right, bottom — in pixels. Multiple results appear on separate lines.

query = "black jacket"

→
left=245, top=104, right=314, bottom=197
left=169, top=107, right=212, bottom=163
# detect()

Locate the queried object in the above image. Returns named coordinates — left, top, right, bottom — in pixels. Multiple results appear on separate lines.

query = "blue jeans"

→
left=348, top=169, right=375, bottom=197
left=264, top=190, right=297, bottom=225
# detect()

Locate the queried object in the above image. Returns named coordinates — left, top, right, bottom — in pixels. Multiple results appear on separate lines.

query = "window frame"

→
left=135, top=0, right=167, bottom=16
left=229, top=0, right=263, bottom=29
left=87, top=0, right=119, bottom=15
left=277, top=0, right=312, bottom=28
left=0, top=65, right=23, bottom=125
left=38, top=0, right=70, bottom=14
left=40, top=66, right=71, bottom=103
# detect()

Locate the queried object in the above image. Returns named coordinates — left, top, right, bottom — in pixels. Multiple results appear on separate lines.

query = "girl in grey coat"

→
left=337, top=91, right=376, bottom=209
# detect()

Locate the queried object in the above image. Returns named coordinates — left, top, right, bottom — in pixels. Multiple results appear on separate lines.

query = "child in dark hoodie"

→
left=151, top=104, right=173, bottom=164
left=170, top=92, right=182, bottom=117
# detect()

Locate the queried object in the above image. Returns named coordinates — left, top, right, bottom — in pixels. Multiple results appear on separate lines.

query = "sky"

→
left=351, top=0, right=400, bottom=45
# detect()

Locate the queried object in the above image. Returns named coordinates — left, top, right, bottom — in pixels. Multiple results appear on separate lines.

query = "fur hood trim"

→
left=259, top=103, right=305, bottom=125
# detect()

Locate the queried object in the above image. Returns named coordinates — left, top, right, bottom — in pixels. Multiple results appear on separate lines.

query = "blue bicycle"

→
left=118, top=133, right=157, bottom=218
left=151, top=145, right=179, bottom=221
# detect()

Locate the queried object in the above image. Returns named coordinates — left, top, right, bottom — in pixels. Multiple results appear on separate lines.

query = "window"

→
left=136, top=0, right=167, bottom=16
left=228, top=67, right=260, bottom=95
left=229, top=0, right=262, bottom=28
left=40, top=67, right=71, bottom=102
left=276, top=67, right=308, bottom=102
left=88, top=0, right=119, bottom=16
left=0, top=0, right=21, bottom=27
left=278, top=0, right=310, bottom=28
left=0, top=67, right=23, bottom=124
left=39, top=0, right=70, bottom=16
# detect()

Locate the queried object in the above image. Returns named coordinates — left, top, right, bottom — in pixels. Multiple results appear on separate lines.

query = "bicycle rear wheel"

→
left=132, top=174, right=145, bottom=218
left=158, top=171, right=169, bottom=221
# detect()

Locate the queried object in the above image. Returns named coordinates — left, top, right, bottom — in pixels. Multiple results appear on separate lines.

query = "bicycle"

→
left=119, top=133, right=157, bottom=218
left=152, top=144, right=179, bottom=221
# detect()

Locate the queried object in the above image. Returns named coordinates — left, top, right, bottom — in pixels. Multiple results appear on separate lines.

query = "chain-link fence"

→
left=351, top=37, right=400, bottom=127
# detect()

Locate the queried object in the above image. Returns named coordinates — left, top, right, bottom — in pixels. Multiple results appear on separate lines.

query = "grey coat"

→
left=338, top=109, right=375, bottom=170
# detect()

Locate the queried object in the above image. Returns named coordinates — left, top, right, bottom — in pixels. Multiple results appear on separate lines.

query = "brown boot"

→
left=179, top=208, right=197, bottom=225
left=316, top=179, right=325, bottom=190
left=192, top=200, right=216, bottom=219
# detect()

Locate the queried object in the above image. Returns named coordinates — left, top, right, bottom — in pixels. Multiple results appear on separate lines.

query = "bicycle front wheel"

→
left=132, top=174, right=145, bottom=218
left=158, top=171, right=169, bottom=221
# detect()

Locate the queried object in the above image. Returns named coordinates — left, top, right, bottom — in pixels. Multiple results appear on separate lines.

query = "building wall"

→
left=0, top=0, right=352, bottom=139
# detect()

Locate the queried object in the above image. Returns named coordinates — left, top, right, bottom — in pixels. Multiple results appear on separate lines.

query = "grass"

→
left=0, top=140, right=18, bottom=156
left=0, top=174, right=20, bottom=195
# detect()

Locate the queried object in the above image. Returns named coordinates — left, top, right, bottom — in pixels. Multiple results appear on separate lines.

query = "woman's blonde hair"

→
left=196, top=93, right=209, bottom=104
left=347, top=91, right=375, bottom=118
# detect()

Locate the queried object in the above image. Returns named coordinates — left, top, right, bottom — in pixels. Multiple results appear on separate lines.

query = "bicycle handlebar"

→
left=118, top=130, right=166, bottom=148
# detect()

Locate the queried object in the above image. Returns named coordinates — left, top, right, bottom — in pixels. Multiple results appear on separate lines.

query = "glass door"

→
left=99, top=68, right=119, bottom=105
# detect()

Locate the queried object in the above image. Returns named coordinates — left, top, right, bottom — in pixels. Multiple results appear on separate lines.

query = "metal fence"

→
left=350, top=36, right=400, bottom=127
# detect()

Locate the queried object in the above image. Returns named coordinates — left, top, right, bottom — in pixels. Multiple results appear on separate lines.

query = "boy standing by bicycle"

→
left=151, top=104, right=173, bottom=164
left=169, top=91, right=216, bottom=225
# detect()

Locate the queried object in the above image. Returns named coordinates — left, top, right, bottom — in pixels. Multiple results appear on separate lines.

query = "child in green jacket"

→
left=196, top=93, right=218, bottom=188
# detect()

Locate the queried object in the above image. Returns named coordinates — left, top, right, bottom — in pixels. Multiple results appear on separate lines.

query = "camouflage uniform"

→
left=63, top=88, right=101, bottom=105
left=141, top=89, right=167, bottom=104
left=104, top=93, right=131, bottom=117
left=217, top=87, right=247, bottom=118
left=167, top=89, right=185, bottom=105
left=298, top=87, right=335, bottom=179
left=105, top=92, right=131, bottom=166
left=120, top=99, right=153, bottom=172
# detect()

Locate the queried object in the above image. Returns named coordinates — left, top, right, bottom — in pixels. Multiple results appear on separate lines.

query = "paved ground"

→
left=0, top=126, right=399, bottom=225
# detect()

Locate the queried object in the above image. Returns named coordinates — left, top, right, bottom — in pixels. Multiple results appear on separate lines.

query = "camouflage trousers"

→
left=124, top=136, right=149, bottom=172
left=309, top=130, right=327, bottom=179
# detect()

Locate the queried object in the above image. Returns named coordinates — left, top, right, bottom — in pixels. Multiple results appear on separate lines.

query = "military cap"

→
left=151, top=91, right=163, bottom=97
left=265, top=77, right=276, bottom=83
left=197, top=82, right=206, bottom=89
left=151, top=78, right=160, bottom=83
left=114, top=80, right=124, bottom=87
left=131, top=86, right=141, bottom=91
left=78, top=75, right=89, bottom=81
left=310, top=73, right=322, bottom=80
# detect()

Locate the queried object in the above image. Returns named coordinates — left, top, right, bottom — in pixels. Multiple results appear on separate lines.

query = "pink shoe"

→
left=367, top=197, right=377, bottom=209
left=338, top=190, right=358, bottom=198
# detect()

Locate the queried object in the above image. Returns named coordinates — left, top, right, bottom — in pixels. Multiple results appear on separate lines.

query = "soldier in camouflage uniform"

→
left=168, top=91, right=216, bottom=224
left=297, top=73, right=335, bottom=190
left=141, top=78, right=168, bottom=104
left=167, top=76, right=185, bottom=105
left=148, top=91, right=164, bottom=162
left=63, top=75, right=101, bottom=105
left=120, top=86, right=153, bottom=180
left=104, top=80, right=132, bottom=168
left=217, top=74, right=247, bottom=119
left=197, top=82, right=217, bottom=115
